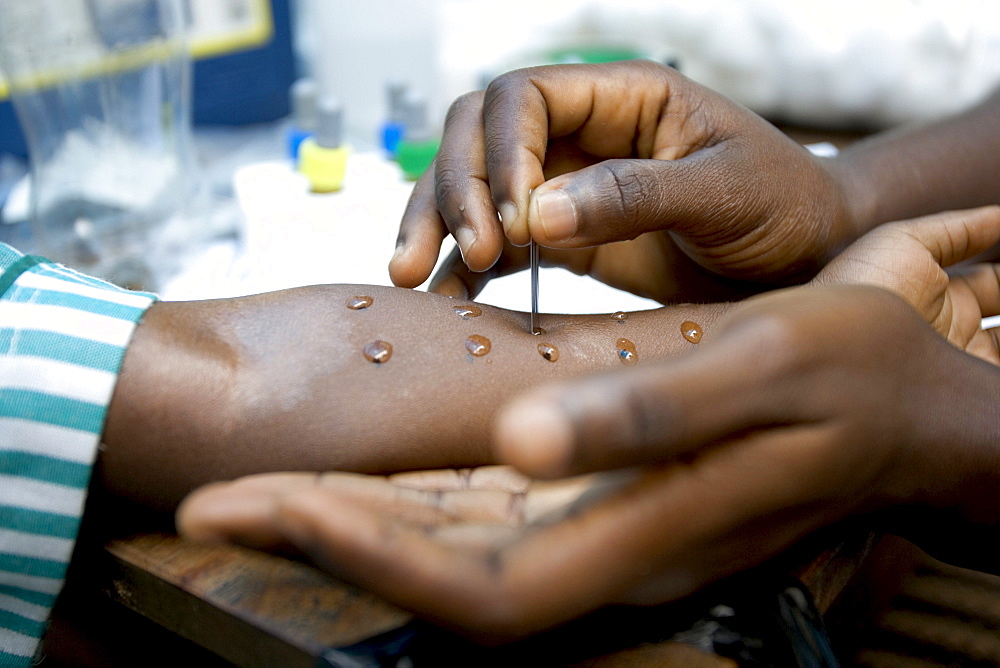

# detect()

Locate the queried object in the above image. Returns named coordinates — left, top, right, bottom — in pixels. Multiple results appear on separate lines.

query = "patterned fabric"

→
left=0, top=243, right=155, bottom=666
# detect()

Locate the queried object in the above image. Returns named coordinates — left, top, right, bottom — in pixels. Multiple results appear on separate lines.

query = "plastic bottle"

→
left=394, top=92, right=439, bottom=182
left=286, top=78, right=319, bottom=164
left=380, top=80, right=408, bottom=157
left=298, top=97, right=350, bottom=193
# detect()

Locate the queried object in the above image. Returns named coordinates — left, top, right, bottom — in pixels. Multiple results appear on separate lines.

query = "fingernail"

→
left=534, top=191, right=577, bottom=241
left=455, top=227, right=477, bottom=263
left=498, top=203, right=518, bottom=235
left=390, top=243, right=405, bottom=263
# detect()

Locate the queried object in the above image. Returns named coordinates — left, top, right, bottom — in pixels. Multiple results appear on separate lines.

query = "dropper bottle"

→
left=298, top=97, right=349, bottom=193
left=380, top=80, right=408, bottom=157
left=395, top=92, right=439, bottom=181
left=285, top=78, right=318, bottom=164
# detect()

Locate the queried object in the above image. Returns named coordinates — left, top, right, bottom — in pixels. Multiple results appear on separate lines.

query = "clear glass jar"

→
left=0, top=0, right=196, bottom=290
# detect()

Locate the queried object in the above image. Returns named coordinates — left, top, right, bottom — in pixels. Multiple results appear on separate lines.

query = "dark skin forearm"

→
left=100, top=285, right=734, bottom=511
left=833, top=87, right=1000, bottom=237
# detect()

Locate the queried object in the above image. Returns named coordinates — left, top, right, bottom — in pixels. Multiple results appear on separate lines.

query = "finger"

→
left=391, top=168, right=449, bottom=288
left=951, top=263, right=1000, bottom=363
left=428, top=242, right=530, bottom=299
left=961, top=263, right=1000, bottom=319
left=480, top=72, right=548, bottom=247
left=494, top=285, right=889, bottom=477
left=493, top=329, right=789, bottom=478
left=966, top=328, right=1000, bottom=365
left=177, top=470, right=526, bottom=555
left=946, top=263, right=1000, bottom=340
left=524, top=155, right=737, bottom=248
left=901, top=206, right=1000, bottom=267
left=176, top=473, right=319, bottom=549
left=482, top=61, right=680, bottom=247
left=426, top=246, right=471, bottom=298
left=502, top=428, right=849, bottom=611
left=434, top=91, right=504, bottom=272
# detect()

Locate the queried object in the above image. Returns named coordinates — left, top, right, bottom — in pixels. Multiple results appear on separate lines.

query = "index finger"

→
left=907, top=206, right=1000, bottom=266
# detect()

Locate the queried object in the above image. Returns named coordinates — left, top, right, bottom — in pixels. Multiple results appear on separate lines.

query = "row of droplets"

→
left=348, top=297, right=702, bottom=365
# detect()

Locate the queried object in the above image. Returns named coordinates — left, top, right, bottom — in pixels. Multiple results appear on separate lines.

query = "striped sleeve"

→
left=0, top=243, right=156, bottom=667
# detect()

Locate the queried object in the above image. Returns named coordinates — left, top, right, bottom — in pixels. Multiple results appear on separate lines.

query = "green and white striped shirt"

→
left=0, top=243, right=155, bottom=666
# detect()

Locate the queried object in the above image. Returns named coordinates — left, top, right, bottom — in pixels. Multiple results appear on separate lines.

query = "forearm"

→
left=101, top=284, right=736, bottom=510
left=901, top=344, right=1000, bottom=523
left=832, top=87, right=1000, bottom=236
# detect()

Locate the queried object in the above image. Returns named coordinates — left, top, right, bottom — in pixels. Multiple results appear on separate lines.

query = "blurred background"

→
left=1, top=0, right=998, bottom=310
left=299, top=0, right=1000, bottom=138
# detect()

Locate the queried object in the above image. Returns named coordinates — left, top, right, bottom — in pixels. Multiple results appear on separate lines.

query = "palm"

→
left=815, top=208, right=1000, bottom=363
left=179, top=465, right=694, bottom=640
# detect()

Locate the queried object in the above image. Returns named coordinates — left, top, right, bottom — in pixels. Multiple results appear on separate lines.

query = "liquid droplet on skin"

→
left=611, top=311, right=628, bottom=323
left=347, top=295, right=374, bottom=310
left=454, top=305, right=482, bottom=319
left=681, top=321, right=703, bottom=344
left=616, top=338, right=638, bottom=365
left=537, top=342, right=559, bottom=362
left=363, top=340, right=393, bottom=364
left=532, top=327, right=546, bottom=336
left=465, top=334, right=491, bottom=357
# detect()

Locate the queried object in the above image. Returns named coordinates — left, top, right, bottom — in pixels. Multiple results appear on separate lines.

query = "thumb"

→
left=526, top=156, right=727, bottom=248
left=492, top=308, right=790, bottom=478
left=493, top=284, right=908, bottom=479
left=903, top=206, right=1000, bottom=267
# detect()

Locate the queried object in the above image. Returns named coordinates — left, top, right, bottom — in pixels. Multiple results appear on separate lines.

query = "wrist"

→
left=101, top=300, right=242, bottom=510
left=822, top=153, right=879, bottom=246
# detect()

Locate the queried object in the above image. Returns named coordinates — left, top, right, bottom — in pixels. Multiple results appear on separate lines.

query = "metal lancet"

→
left=530, top=240, right=541, bottom=335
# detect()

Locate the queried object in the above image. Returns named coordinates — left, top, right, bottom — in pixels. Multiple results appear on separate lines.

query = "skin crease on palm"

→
left=176, top=207, right=1000, bottom=642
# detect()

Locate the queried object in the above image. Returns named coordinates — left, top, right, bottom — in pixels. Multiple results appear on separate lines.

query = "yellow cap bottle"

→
left=299, top=97, right=349, bottom=193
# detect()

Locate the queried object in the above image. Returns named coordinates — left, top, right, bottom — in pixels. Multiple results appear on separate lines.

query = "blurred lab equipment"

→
left=0, top=0, right=294, bottom=157
left=298, top=96, right=349, bottom=192
left=437, top=0, right=1000, bottom=130
left=394, top=91, right=439, bottom=181
left=285, top=77, right=318, bottom=163
left=380, top=80, right=408, bottom=156
left=0, top=0, right=194, bottom=290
